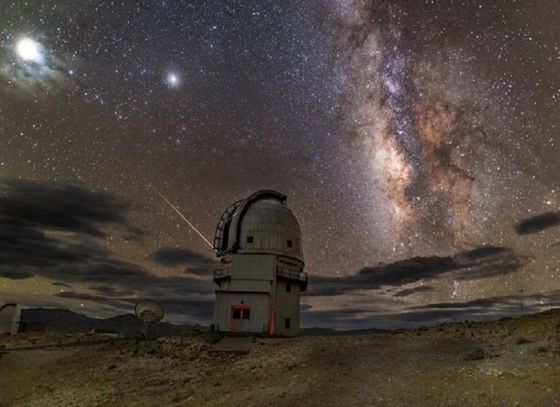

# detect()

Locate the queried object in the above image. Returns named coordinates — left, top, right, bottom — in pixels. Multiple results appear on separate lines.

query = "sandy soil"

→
left=1, top=310, right=560, bottom=406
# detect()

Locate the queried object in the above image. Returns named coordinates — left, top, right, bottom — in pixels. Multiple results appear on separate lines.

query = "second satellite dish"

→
left=135, top=300, right=164, bottom=324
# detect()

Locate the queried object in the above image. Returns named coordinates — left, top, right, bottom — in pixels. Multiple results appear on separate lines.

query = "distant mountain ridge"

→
left=21, top=307, right=560, bottom=338
left=21, top=308, right=205, bottom=337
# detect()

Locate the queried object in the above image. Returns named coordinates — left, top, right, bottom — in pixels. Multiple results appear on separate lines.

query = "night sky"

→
left=1, top=0, right=560, bottom=329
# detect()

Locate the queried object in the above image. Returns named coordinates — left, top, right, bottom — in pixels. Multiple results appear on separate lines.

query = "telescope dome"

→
left=214, top=190, right=304, bottom=263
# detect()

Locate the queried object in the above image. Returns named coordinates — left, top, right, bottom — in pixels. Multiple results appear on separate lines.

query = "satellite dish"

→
left=135, top=300, right=164, bottom=340
left=135, top=300, right=164, bottom=324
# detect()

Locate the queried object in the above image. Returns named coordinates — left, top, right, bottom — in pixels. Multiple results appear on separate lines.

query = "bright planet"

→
left=165, top=71, right=180, bottom=88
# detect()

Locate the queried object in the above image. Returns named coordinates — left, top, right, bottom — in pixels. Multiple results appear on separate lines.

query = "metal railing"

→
left=213, top=266, right=232, bottom=281
left=277, top=267, right=307, bottom=284
left=213, top=265, right=308, bottom=288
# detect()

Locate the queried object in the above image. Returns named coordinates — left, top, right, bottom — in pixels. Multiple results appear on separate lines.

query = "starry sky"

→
left=1, top=0, right=560, bottom=329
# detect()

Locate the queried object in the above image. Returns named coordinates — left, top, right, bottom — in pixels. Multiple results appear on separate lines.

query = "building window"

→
left=232, top=306, right=250, bottom=320
left=286, top=283, right=291, bottom=292
left=285, top=318, right=291, bottom=329
left=247, top=236, right=254, bottom=244
left=287, top=239, right=293, bottom=248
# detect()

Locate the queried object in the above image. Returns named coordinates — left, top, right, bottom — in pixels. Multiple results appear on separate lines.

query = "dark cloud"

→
left=0, top=225, right=107, bottom=270
left=149, top=247, right=217, bottom=275
left=454, top=246, right=508, bottom=261
left=1, top=240, right=214, bottom=321
left=393, top=286, right=433, bottom=297
left=55, top=291, right=214, bottom=321
left=56, top=291, right=135, bottom=311
left=6, top=243, right=215, bottom=322
left=122, top=226, right=145, bottom=241
left=88, top=284, right=135, bottom=297
left=454, top=246, right=528, bottom=281
left=308, top=246, right=525, bottom=296
left=0, top=180, right=214, bottom=323
left=0, top=269, right=34, bottom=279
left=52, top=281, right=72, bottom=287
left=0, top=179, right=142, bottom=238
left=515, top=211, right=560, bottom=235
left=25, top=259, right=214, bottom=301
left=302, top=290, right=560, bottom=330
left=0, top=179, right=145, bottom=271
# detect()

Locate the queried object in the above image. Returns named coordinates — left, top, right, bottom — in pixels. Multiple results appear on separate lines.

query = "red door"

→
left=230, top=304, right=251, bottom=332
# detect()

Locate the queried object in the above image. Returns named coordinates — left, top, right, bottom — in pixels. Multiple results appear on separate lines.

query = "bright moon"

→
left=16, top=38, right=43, bottom=64
left=166, top=72, right=181, bottom=88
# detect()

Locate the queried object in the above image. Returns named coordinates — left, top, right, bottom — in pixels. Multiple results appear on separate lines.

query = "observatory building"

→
left=213, top=190, right=307, bottom=336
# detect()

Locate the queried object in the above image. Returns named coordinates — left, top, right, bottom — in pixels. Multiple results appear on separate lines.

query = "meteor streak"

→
left=156, top=188, right=213, bottom=249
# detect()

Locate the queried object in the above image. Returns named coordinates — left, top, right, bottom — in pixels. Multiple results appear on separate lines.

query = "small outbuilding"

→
left=212, top=190, right=307, bottom=337
left=0, top=303, right=21, bottom=335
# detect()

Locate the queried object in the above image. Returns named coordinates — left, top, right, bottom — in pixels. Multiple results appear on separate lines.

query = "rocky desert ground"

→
left=1, top=309, right=560, bottom=407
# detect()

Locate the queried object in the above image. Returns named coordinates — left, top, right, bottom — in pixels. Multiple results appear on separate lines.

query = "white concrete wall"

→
left=272, top=280, right=300, bottom=336
left=214, top=292, right=270, bottom=334
left=231, top=254, right=275, bottom=280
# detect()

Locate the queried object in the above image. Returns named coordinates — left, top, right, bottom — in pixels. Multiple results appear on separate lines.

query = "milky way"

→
left=1, top=0, right=560, bottom=327
left=333, top=1, right=501, bottom=255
